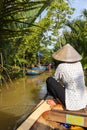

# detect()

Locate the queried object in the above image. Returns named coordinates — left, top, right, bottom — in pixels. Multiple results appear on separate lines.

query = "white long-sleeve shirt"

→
left=54, top=62, right=87, bottom=110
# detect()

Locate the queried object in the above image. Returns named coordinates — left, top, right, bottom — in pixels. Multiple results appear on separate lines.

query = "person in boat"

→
left=46, top=43, right=87, bottom=111
left=47, top=63, right=51, bottom=70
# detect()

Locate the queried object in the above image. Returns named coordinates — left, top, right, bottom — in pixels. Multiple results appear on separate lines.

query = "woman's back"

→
left=57, top=62, right=85, bottom=89
left=54, top=62, right=87, bottom=110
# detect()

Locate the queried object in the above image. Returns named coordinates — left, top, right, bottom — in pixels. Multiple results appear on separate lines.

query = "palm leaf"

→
left=0, top=0, right=52, bottom=38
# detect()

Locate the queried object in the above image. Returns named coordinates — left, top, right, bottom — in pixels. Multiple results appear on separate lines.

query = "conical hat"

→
left=52, top=44, right=82, bottom=62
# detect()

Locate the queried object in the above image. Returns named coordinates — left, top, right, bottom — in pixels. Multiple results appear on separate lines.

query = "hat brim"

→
left=52, top=44, right=82, bottom=62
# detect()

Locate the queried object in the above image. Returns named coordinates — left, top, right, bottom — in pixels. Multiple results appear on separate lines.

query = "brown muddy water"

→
left=0, top=71, right=52, bottom=130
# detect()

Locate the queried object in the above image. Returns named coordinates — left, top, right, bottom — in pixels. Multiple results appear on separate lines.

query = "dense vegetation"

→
left=0, top=0, right=87, bottom=85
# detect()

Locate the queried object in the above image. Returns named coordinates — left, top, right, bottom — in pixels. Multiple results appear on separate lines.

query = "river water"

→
left=0, top=71, right=52, bottom=130
left=0, top=70, right=87, bottom=130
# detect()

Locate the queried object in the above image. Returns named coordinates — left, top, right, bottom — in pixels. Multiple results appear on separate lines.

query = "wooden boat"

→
left=16, top=96, right=87, bottom=130
left=26, top=70, right=40, bottom=75
left=31, top=66, right=46, bottom=71
left=26, top=66, right=46, bottom=75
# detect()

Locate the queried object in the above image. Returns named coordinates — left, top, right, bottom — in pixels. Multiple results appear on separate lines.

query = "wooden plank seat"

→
left=44, top=107, right=87, bottom=128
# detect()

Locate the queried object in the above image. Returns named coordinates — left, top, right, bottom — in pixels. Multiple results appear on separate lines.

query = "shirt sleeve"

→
left=53, top=65, right=62, bottom=81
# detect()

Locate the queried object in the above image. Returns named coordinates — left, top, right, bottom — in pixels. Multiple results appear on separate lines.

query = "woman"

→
left=46, top=44, right=87, bottom=110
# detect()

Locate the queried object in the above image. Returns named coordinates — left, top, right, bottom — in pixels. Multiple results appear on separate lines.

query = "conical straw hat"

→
left=52, top=44, right=82, bottom=62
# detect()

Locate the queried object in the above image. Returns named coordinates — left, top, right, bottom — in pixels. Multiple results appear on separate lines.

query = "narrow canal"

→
left=0, top=71, right=52, bottom=130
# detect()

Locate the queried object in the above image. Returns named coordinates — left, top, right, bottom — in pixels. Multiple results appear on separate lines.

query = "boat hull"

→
left=26, top=71, right=39, bottom=75
left=26, top=66, right=46, bottom=75
left=16, top=97, right=86, bottom=130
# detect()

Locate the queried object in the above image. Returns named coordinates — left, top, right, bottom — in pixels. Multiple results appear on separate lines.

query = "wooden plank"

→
left=52, top=109, right=87, bottom=116
left=44, top=110, right=66, bottom=124
left=16, top=101, right=51, bottom=130
left=84, top=116, right=87, bottom=126
left=45, top=110, right=87, bottom=127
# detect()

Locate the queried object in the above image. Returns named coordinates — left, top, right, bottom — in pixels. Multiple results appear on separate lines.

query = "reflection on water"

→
left=0, top=71, right=52, bottom=130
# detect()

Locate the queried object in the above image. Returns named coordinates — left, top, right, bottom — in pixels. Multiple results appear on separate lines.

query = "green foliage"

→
left=45, top=0, right=73, bottom=38
left=82, top=57, right=87, bottom=70
left=0, top=0, right=74, bottom=82
left=0, top=0, right=52, bottom=66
